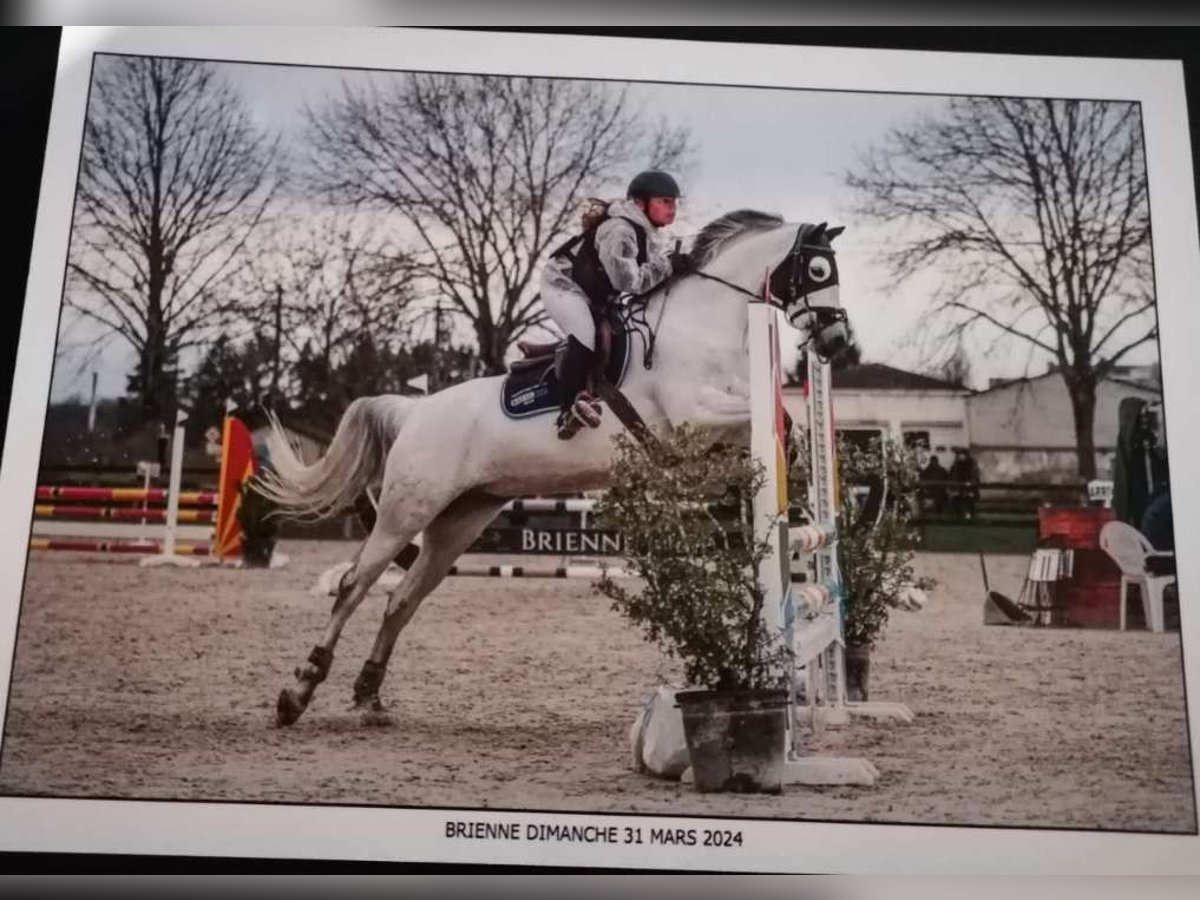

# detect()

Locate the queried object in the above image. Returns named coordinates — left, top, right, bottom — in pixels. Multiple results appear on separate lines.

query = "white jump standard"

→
left=135, top=411, right=203, bottom=568
left=748, top=300, right=911, bottom=788
left=31, top=410, right=215, bottom=558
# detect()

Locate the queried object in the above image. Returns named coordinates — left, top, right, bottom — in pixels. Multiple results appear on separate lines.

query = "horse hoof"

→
left=359, top=697, right=395, bottom=728
left=361, top=709, right=396, bottom=728
left=276, top=688, right=306, bottom=727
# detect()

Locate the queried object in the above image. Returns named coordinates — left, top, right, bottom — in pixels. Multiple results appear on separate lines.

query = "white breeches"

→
left=541, top=285, right=596, bottom=351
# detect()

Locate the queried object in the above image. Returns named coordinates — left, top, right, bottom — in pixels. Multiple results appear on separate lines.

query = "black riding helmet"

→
left=627, top=170, right=681, bottom=201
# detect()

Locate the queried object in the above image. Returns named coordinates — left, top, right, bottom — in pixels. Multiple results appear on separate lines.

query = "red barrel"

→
left=1038, top=507, right=1121, bottom=628
left=1058, top=549, right=1123, bottom=628
left=1037, top=506, right=1114, bottom=549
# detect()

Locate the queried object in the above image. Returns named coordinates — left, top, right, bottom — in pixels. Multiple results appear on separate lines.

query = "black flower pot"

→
left=845, top=644, right=871, bottom=702
left=675, top=688, right=788, bottom=793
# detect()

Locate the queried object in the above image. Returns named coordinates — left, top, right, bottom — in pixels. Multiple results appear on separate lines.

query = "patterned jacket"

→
left=542, top=199, right=673, bottom=303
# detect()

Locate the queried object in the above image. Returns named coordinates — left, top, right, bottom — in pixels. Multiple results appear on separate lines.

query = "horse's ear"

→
left=812, top=222, right=827, bottom=237
left=826, top=225, right=845, bottom=241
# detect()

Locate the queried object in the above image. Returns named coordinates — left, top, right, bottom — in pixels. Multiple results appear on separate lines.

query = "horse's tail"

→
left=256, top=395, right=415, bottom=522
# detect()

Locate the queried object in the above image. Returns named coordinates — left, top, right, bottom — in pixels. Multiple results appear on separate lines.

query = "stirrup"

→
left=571, top=392, right=602, bottom=428
left=556, top=394, right=601, bottom=440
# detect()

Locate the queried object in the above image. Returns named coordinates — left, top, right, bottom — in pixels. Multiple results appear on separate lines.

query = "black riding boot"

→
left=556, top=336, right=600, bottom=440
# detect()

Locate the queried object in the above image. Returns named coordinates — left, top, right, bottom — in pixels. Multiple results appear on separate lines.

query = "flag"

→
left=406, top=373, right=430, bottom=394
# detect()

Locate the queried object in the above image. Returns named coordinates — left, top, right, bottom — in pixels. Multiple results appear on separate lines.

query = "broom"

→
left=980, top=552, right=1031, bottom=625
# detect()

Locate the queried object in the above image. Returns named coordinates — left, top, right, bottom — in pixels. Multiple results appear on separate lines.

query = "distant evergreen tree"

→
left=122, top=341, right=181, bottom=430
left=182, top=333, right=274, bottom=441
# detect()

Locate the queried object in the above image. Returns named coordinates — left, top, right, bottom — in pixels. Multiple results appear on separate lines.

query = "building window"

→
left=838, top=428, right=884, bottom=453
left=903, top=431, right=931, bottom=450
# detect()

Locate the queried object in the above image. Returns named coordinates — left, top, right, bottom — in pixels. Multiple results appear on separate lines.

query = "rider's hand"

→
left=669, top=251, right=695, bottom=275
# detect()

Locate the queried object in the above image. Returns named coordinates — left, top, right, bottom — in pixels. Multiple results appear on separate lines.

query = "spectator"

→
left=1140, top=487, right=1174, bottom=545
left=1139, top=489, right=1175, bottom=576
left=919, top=453, right=949, bottom=515
left=948, top=447, right=980, bottom=519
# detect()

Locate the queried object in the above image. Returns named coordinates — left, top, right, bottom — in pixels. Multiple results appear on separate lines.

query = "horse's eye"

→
left=808, top=256, right=832, bottom=283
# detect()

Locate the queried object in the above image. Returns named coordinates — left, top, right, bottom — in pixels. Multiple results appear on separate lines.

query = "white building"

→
left=781, top=362, right=1163, bottom=483
left=967, top=372, right=1162, bottom=481
left=782, top=363, right=970, bottom=462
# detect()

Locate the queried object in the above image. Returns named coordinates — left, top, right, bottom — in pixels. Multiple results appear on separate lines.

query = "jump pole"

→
left=748, top=299, right=879, bottom=786
left=140, top=410, right=202, bottom=569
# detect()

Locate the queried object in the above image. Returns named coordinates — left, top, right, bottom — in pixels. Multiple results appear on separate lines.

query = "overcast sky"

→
left=51, top=58, right=1161, bottom=401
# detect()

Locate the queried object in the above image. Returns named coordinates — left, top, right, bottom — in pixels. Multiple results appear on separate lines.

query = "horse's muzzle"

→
left=789, top=305, right=848, bottom=359
left=813, top=320, right=849, bottom=360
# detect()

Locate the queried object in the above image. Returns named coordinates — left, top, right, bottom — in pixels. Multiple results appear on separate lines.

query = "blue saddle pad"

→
left=501, top=325, right=631, bottom=420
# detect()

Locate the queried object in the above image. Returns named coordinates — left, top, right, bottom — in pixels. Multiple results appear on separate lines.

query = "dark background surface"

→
left=1, top=24, right=1198, bottom=875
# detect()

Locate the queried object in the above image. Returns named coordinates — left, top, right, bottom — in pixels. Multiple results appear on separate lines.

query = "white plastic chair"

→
left=1098, top=520, right=1175, bottom=633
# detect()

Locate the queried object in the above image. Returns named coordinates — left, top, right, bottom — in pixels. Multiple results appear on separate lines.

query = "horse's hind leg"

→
left=351, top=492, right=508, bottom=719
left=355, top=492, right=421, bottom=569
left=276, top=524, right=413, bottom=727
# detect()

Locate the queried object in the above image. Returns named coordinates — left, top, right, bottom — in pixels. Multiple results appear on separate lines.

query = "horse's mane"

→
left=691, top=209, right=785, bottom=268
left=633, top=209, right=786, bottom=305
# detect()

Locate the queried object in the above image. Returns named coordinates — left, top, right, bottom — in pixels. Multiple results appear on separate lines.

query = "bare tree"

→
left=847, top=98, right=1153, bottom=479
left=937, top=342, right=973, bottom=389
left=68, top=55, right=279, bottom=423
left=236, top=209, right=417, bottom=408
left=305, top=72, right=691, bottom=373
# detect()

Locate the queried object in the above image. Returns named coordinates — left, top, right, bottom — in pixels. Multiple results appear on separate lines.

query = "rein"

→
left=626, top=232, right=822, bottom=366
left=691, top=235, right=850, bottom=365
left=692, top=269, right=763, bottom=301
left=599, top=230, right=842, bottom=446
left=692, top=236, right=835, bottom=305
left=625, top=268, right=776, bottom=371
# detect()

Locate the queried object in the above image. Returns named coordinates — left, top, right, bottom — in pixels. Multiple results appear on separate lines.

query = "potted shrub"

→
left=789, top=433, right=933, bottom=701
left=237, top=476, right=279, bottom=568
left=593, top=426, right=793, bottom=794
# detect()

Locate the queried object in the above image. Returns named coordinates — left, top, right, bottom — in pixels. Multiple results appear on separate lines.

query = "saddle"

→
left=500, top=309, right=634, bottom=429
left=515, top=314, right=617, bottom=380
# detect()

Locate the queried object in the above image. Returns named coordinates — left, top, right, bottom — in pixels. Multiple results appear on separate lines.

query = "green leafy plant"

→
left=789, top=432, right=934, bottom=651
left=593, top=425, right=791, bottom=691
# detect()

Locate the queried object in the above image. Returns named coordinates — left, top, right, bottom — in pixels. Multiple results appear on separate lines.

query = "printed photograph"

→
left=0, top=28, right=1196, bottom=867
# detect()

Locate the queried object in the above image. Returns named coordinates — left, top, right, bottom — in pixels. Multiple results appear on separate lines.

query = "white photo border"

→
left=1, top=26, right=1198, bottom=872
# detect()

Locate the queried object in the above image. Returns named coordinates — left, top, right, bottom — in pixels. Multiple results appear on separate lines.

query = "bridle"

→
left=690, top=231, right=848, bottom=346
left=632, top=224, right=848, bottom=368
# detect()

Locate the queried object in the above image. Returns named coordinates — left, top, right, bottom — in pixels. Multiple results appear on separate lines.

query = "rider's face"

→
left=641, top=196, right=678, bottom=227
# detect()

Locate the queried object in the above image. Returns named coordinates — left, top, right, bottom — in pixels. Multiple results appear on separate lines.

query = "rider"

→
left=540, top=169, right=695, bottom=439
